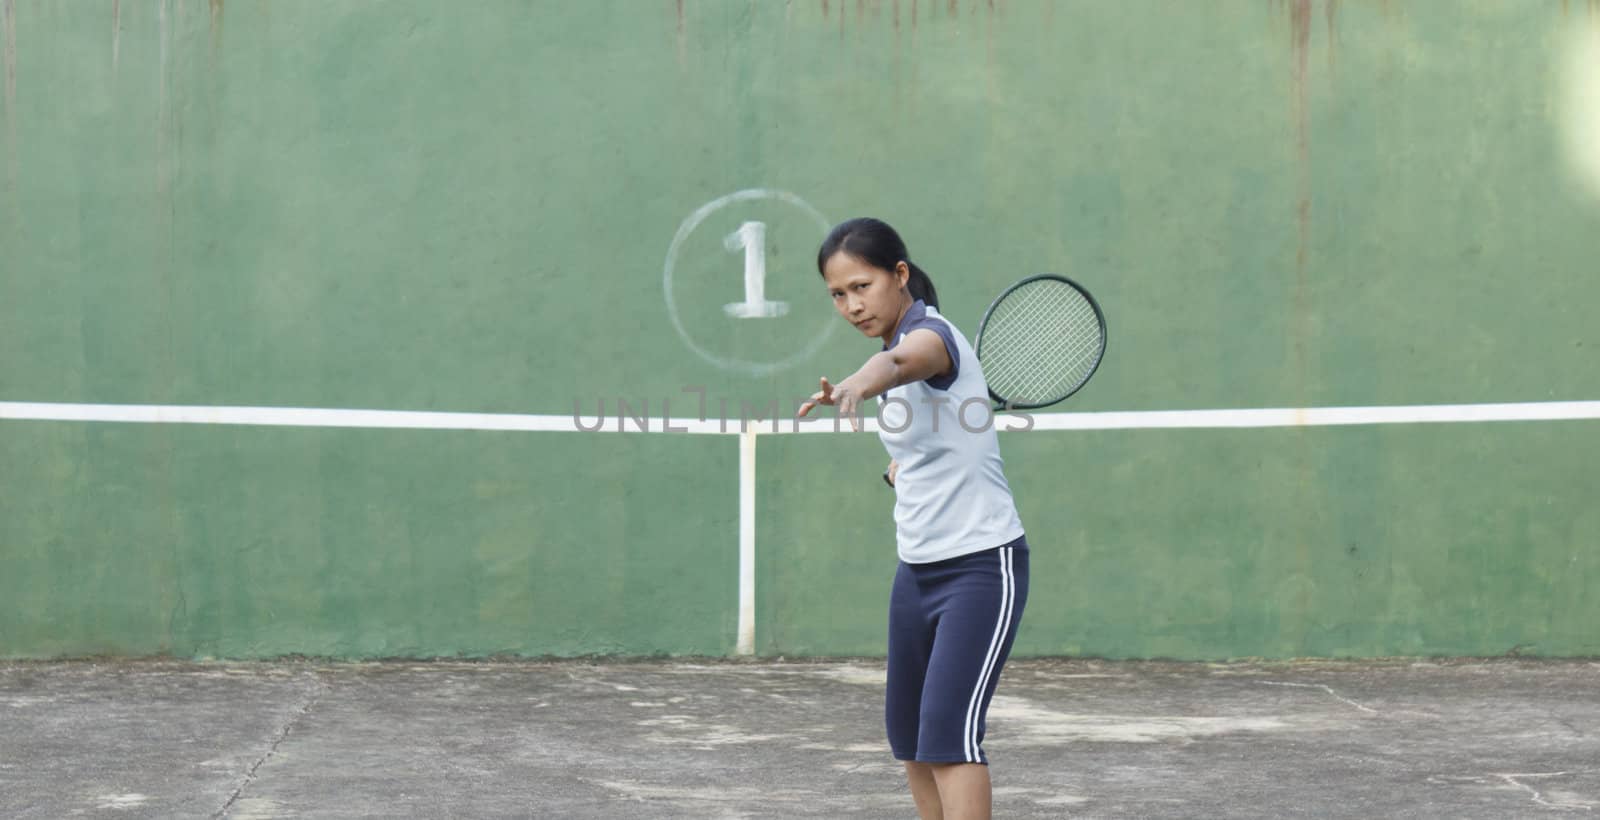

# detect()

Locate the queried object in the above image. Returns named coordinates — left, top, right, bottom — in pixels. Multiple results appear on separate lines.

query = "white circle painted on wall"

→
left=663, top=189, right=837, bottom=376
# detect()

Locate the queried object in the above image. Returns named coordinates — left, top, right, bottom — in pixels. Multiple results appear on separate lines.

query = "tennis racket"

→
left=974, top=274, right=1107, bottom=411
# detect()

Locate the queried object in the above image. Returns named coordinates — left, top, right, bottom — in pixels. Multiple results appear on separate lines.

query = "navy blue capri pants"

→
left=886, top=538, right=1029, bottom=764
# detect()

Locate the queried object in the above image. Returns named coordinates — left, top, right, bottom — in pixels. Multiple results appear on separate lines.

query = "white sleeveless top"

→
left=877, top=301, right=1026, bottom=564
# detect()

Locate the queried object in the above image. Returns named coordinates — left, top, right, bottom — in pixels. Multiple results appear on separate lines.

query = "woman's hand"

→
left=884, top=459, right=899, bottom=488
left=796, top=376, right=865, bottom=431
left=794, top=334, right=948, bottom=434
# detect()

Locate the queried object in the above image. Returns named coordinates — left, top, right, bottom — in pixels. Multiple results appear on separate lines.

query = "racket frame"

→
left=974, top=273, right=1108, bottom=411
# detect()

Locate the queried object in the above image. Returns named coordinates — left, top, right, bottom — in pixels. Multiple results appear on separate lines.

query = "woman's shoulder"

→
left=917, top=305, right=974, bottom=347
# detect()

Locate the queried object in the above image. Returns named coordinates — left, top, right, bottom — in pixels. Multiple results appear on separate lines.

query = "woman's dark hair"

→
left=816, top=217, right=939, bottom=310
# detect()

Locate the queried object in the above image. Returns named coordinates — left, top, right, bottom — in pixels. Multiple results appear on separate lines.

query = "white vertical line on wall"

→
left=737, top=429, right=758, bottom=656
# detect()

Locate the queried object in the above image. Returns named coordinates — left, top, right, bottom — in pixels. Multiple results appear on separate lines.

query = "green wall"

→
left=2, top=1, right=1597, bottom=659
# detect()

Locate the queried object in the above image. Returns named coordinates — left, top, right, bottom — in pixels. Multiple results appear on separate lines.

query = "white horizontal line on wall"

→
left=4, top=400, right=1599, bottom=435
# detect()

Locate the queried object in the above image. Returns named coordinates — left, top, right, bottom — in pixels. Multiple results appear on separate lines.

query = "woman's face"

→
left=821, top=252, right=911, bottom=344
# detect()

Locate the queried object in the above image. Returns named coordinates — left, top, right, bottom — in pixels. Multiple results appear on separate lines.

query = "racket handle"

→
left=882, top=470, right=894, bottom=489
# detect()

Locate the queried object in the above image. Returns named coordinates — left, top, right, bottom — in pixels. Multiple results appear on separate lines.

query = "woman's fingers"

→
left=796, top=377, right=838, bottom=419
left=835, top=388, right=861, bottom=431
left=796, top=382, right=833, bottom=418
left=794, top=377, right=867, bottom=431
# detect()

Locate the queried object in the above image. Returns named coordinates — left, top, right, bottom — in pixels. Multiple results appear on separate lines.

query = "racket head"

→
left=974, top=274, right=1107, bottom=410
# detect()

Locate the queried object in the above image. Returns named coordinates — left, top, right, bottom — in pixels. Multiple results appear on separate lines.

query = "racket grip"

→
left=882, top=470, right=894, bottom=489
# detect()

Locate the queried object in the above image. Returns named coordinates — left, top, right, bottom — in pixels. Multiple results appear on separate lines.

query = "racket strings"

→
left=979, top=280, right=1103, bottom=406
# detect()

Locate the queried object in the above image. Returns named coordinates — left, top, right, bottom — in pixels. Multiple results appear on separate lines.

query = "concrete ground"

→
left=0, top=658, right=1596, bottom=819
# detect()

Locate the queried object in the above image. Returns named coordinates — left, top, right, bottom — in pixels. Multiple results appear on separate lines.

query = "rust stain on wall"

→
left=984, top=0, right=994, bottom=89
left=675, top=0, right=686, bottom=69
left=1324, top=0, right=1338, bottom=74
left=209, top=0, right=224, bottom=60
left=2, top=0, right=13, bottom=213
left=1291, top=0, right=1312, bottom=271
left=2, top=0, right=14, bottom=119
left=892, top=0, right=903, bottom=111
left=816, top=0, right=1003, bottom=44
left=1560, top=0, right=1600, bottom=17
left=156, top=0, right=170, bottom=197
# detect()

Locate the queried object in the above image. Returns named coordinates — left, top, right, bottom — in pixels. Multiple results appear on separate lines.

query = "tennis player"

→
left=796, top=218, right=1029, bottom=820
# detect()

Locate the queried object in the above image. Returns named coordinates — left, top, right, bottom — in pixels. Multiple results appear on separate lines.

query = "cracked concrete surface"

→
left=0, top=658, right=1595, bottom=818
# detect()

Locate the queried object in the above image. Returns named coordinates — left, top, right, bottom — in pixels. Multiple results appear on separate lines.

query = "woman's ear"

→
left=895, top=261, right=911, bottom=288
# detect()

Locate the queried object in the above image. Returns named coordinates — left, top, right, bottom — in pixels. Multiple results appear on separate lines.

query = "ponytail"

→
left=905, top=262, right=939, bottom=310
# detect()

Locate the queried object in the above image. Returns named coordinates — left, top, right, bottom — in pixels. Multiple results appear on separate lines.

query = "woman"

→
left=797, top=218, right=1029, bottom=820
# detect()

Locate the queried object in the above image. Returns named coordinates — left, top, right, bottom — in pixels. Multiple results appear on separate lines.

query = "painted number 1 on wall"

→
left=723, top=221, right=789, bottom=318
